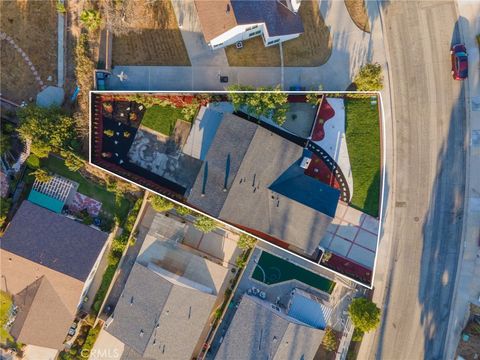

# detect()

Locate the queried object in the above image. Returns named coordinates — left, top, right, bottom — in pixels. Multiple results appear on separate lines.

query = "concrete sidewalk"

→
left=107, top=0, right=384, bottom=91
left=444, top=1, right=480, bottom=359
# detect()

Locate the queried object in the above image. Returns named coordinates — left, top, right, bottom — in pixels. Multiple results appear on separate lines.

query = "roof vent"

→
left=139, top=329, right=144, bottom=337
left=300, top=156, right=311, bottom=169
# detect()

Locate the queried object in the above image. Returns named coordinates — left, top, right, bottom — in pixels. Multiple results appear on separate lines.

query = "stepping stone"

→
left=22, top=53, right=27, bottom=58
left=27, top=60, right=32, bottom=65
left=0, top=33, right=6, bottom=40
left=35, top=76, right=41, bottom=81
left=33, top=70, right=38, bottom=76
left=30, top=66, right=35, bottom=71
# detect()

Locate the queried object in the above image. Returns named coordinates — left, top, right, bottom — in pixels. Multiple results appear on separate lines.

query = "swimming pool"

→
left=252, top=251, right=335, bottom=294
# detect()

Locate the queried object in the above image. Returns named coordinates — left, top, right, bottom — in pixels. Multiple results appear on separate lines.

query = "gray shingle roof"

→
left=11, top=276, right=74, bottom=350
left=231, top=0, right=304, bottom=37
left=214, top=295, right=324, bottom=360
left=217, top=124, right=334, bottom=255
left=0, top=201, right=108, bottom=281
left=107, top=263, right=216, bottom=360
left=194, top=0, right=304, bottom=42
left=188, top=113, right=258, bottom=217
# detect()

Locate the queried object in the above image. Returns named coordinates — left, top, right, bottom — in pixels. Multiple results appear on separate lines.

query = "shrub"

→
left=321, top=251, right=332, bottom=263
left=63, top=151, right=84, bottom=172
left=322, top=327, right=338, bottom=351
left=193, top=215, right=217, bottom=233
left=56, top=1, right=66, bottom=13
left=80, top=9, right=101, bottom=32
left=235, top=257, right=246, bottom=269
left=0, top=197, right=12, bottom=227
left=103, top=129, right=114, bottom=137
left=352, top=327, right=364, bottom=342
left=237, top=234, right=257, bottom=250
left=348, top=298, right=381, bottom=333
left=25, top=154, right=40, bottom=169
left=175, top=205, right=192, bottom=216
left=150, top=195, right=174, bottom=212
left=30, top=168, right=52, bottom=183
left=353, top=63, right=383, bottom=91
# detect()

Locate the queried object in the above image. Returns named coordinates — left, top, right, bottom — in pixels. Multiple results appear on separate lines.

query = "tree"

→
left=150, top=195, right=174, bottom=212
left=237, top=234, right=257, bottom=250
left=80, top=9, right=101, bottom=32
left=193, top=215, right=217, bottom=233
left=354, top=63, right=383, bottom=91
left=348, top=298, right=381, bottom=333
left=31, top=169, right=53, bottom=183
left=226, top=85, right=289, bottom=125
left=17, top=105, right=77, bottom=158
left=306, top=92, right=322, bottom=106
left=322, top=327, right=337, bottom=352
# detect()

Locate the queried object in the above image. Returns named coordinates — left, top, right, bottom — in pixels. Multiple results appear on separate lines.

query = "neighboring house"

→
left=0, top=201, right=109, bottom=355
left=214, top=294, right=325, bottom=360
left=105, top=262, right=217, bottom=360
left=195, top=0, right=304, bottom=49
left=187, top=113, right=340, bottom=257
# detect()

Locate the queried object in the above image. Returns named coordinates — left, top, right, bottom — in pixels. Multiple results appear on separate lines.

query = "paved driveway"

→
left=170, top=0, right=228, bottom=66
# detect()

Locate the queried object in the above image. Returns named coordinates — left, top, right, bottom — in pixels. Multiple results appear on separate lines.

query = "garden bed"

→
left=345, top=97, right=380, bottom=218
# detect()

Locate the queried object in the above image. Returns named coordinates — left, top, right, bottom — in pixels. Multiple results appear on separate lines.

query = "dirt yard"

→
left=0, top=0, right=57, bottom=103
left=225, top=36, right=281, bottom=67
left=344, top=0, right=371, bottom=33
left=225, top=1, right=331, bottom=67
left=283, top=0, right=332, bottom=66
left=112, top=0, right=190, bottom=66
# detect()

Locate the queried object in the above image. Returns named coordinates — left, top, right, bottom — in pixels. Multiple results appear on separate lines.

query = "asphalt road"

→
left=376, top=1, right=466, bottom=359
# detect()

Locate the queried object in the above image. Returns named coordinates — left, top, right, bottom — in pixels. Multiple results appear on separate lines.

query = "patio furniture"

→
left=259, top=291, right=266, bottom=300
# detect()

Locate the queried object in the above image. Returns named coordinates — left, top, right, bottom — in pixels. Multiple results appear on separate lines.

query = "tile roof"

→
left=1, top=201, right=108, bottom=281
left=194, top=0, right=304, bottom=42
left=107, top=263, right=216, bottom=360
left=214, top=295, right=324, bottom=360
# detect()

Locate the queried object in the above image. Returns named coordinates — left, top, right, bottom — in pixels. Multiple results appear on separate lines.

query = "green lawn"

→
left=345, top=97, right=381, bottom=218
left=141, top=105, right=185, bottom=136
left=41, top=156, right=130, bottom=221
left=0, top=290, right=13, bottom=344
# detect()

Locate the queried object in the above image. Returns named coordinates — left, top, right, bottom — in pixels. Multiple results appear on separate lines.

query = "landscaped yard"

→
left=41, top=156, right=131, bottom=221
left=112, top=0, right=190, bottom=66
left=140, top=105, right=187, bottom=136
left=0, top=0, right=58, bottom=102
left=0, top=290, right=13, bottom=344
left=345, top=97, right=381, bottom=218
left=225, top=0, right=331, bottom=67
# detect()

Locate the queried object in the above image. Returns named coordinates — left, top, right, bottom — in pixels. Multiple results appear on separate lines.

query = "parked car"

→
left=451, top=44, right=468, bottom=80
left=68, top=322, right=78, bottom=337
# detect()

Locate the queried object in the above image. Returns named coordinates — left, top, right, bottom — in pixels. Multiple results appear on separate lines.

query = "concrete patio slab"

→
left=355, top=229, right=377, bottom=251
left=347, top=244, right=374, bottom=269
left=336, top=221, right=358, bottom=241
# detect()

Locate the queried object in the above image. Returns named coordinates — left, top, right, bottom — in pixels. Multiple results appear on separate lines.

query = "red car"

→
left=451, top=44, right=468, bottom=80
